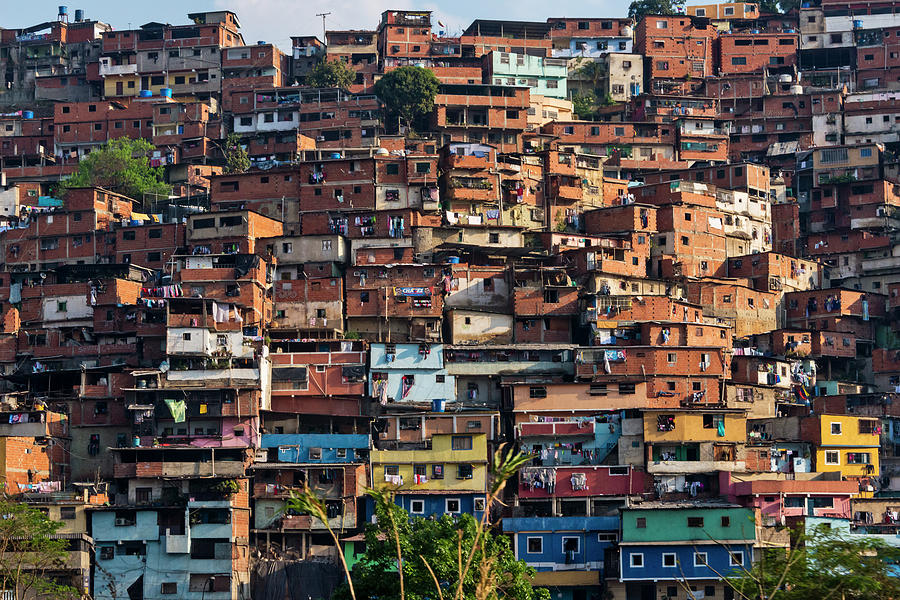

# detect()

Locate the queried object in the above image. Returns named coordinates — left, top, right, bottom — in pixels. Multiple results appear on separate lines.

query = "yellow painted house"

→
left=805, top=414, right=880, bottom=480
left=643, top=409, right=747, bottom=444
left=370, top=433, right=488, bottom=493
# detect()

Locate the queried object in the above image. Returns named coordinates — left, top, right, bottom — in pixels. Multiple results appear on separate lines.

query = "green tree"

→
left=577, top=60, right=606, bottom=92
left=628, top=0, right=676, bottom=21
left=62, top=137, right=170, bottom=201
left=0, top=495, right=80, bottom=600
left=222, top=133, right=249, bottom=174
left=333, top=507, right=548, bottom=600
left=290, top=445, right=542, bottom=600
left=723, top=524, right=900, bottom=600
left=572, top=93, right=598, bottom=119
left=374, top=66, right=440, bottom=131
left=305, top=59, right=357, bottom=89
left=758, top=0, right=800, bottom=12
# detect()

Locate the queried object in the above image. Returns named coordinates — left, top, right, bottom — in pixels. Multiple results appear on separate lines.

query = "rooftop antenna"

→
left=316, top=12, right=331, bottom=43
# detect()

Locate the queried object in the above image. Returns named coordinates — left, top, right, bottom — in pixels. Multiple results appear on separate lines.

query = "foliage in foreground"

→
left=290, top=445, right=546, bottom=600
left=0, top=494, right=80, bottom=600
left=725, top=524, right=900, bottom=600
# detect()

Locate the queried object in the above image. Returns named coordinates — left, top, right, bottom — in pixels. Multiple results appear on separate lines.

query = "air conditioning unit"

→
left=316, top=136, right=325, bottom=141
left=115, top=518, right=131, bottom=526
left=352, top=270, right=362, bottom=277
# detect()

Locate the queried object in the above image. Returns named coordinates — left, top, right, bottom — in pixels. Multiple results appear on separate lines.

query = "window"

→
left=445, top=498, right=461, bottom=513
left=703, top=414, right=724, bottom=429
left=57, top=301, right=67, bottom=312
left=562, top=536, right=580, bottom=554
left=432, top=464, right=444, bottom=479
left=847, top=453, right=871, bottom=465
left=636, top=517, right=647, bottom=528
left=694, top=552, right=708, bottom=567
left=410, top=499, right=424, bottom=514
left=688, top=517, right=704, bottom=528
left=149, top=229, right=162, bottom=239
left=457, top=464, right=474, bottom=479
left=630, top=553, right=644, bottom=567
left=386, top=163, right=400, bottom=175
left=831, top=422, right=842, bottom=435
left=730, top=551, right=744, bottom=566
left=732, top=57, right=747, bottom=66
left=60, top=507, right=76, bottom=520
left=527, top=537, right=543, bottom=553
left=415, top=162, right=431, bottom=173
left=384, top=465, right=400, bottom=476
left=161, top=583, right=177, bottom=595
left=663, top=552, right=677, bottom=567
left=451, top=436, right=473, bottom=450
left=825, top=450, right=840, bottom=465
left=529, top=386, right=547, bottom=398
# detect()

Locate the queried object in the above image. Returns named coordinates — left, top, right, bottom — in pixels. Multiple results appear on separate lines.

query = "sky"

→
left=7, top=0, right=633, bottom=49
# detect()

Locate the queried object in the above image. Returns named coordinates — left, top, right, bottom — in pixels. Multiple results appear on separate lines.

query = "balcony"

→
left=164, top=530, right=191, bottom=554
left=445, top=180, right=496, bottom=202
left=114, top=460, right=246, bottom=478
left=281, top=515, right=314, bottom=529
left=518, top=421, right=596, bottom=437
left=99, top=62, right=138, bottom=77
left=167, top=314, right=243, bottom=331
left=0, top=413, right=50, bottom=437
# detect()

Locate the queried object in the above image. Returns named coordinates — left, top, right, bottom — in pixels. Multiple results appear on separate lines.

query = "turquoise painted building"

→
left=487, top=51, right=568, bottom=99
left=92, top=500, right=240, bottom=599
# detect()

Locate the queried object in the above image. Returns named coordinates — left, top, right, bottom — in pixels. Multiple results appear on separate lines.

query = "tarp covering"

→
left=251, top=559, right=343, bottom=600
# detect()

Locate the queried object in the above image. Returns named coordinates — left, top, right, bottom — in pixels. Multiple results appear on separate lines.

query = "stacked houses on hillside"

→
left=3, top=3, right=900, bottom=599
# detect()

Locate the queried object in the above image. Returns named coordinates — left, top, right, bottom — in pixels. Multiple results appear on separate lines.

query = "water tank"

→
left=790, top=84, right=803, bottom=94
left=853, top=19, right=863, bottom=28
left=257, top=40, right=266, bottom=45
left=432, top=399, right=446, bottom=412
left=74, top=9, right=83, bottom=22
left=138, top=89, right=153, bottom=98
left=375, top=147, right=390, bottom=155
left=778, top=74, right=793, bottom=83
left=22, top=111, right=34, bottom=119
left=622, top=25, right=633, bottom=38
left=58, top=5, right=68, bottom=15
left=160, top=88, right=173, bottom=98
left=446, top=256, right=460, bottom=264
left=329, top=152, right=342, bottom=159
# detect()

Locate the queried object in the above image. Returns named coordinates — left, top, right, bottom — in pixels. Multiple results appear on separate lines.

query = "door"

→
left=115, top=81, right=123, bottom=95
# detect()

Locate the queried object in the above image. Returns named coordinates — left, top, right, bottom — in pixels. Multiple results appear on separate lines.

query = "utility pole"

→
left=316, top=12, right=331, bottom=43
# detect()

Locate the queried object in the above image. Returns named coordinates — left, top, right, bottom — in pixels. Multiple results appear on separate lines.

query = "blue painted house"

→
left=615, top=503, right=756, bottom=600
left=369, top=343, right=456, bottom=406
left=92, top=500, right=240, bottom=600
left=503, top=516, right=618, bottom=600
left=253, top=433, right=370, bottom=551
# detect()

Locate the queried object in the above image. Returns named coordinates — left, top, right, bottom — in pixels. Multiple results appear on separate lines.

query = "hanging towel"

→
left=717, top=421, right=726, bottom=437
left=164, top=399, right=186, bottom=423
